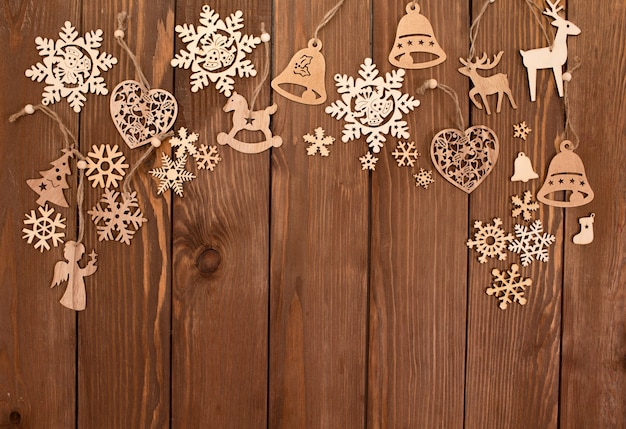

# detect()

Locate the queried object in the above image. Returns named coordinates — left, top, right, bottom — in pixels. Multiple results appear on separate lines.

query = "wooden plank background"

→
left=0, top=0, right=624, bottom=428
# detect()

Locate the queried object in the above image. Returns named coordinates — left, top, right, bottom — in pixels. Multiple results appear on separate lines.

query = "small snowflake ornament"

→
left=325, top=58, right=420, bottom=153
left=25, top=21, right=117, bottom=112
left=171, top=5, right=262, bottom=95
left=511, top=191, right=539, bottom=222
left=487, top=264, right=532, bottom=310
left=391, top=140, right=420, bottom=167
left=149, top=153, right=196, bottom=197
left=359, top=152, right=378, bottom=171
left=22, top=204, right=66, bottom=252
left=304, top=127, right=335, bottom=157
left=413, top=168, right=434, bottom=189
left=170, top=127, right=199, bottom=158
left=508, top=220, right=556, bottom=266
left=467, top=218, right=514, bottom=264
left=513, top=121, right=532, bottom=140
left=88, top=189, right=147, bottom=245
left=85, top=144, right=128, bottom=189
left=194, top=144, right=221, bottom=171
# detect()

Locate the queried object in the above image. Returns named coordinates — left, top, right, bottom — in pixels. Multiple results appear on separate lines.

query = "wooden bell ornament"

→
left=537, top=140, right=594, bottom=207
left=388, top=3, right=446, bottom=69
left=271, top=38, right=327, bottom=105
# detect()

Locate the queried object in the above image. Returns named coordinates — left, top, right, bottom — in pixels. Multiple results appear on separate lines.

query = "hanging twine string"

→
left=122, top=144, right=156, bottom=195
left=115, top=11, right=151, bottom=91
left=523, top=0, right=554, bottom=48
left=468, top=0, right=495, bottom=60
left=249, top=23, right=271, bottom=112
left=560, top=56, right=582, bottom=150
left=9, top=103, right=88, bottom=243
left=312, top=0, right=345, bottom=41
left=417, top=80, right=465, bottom=131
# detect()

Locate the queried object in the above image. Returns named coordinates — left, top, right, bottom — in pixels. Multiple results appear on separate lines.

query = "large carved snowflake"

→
left=85, top=144, right=128, bottom=189
left=325, top=58, right=420, bottom=153
left=88, top=189, right=147, bottom=245
left=508, top=220, right=556, bottom=266
left=171, top=6, right=262, bottom=95
left=25, top=21, right=117, bottom=113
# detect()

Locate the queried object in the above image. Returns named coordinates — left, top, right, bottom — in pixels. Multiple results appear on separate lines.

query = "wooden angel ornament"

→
left=520, top=0, right=580, bottom=101
left=217, top=92, right=283, bottom=154
left=458, top=51, right=517, bottom=115
left=51, top=241, right=98, bottom=311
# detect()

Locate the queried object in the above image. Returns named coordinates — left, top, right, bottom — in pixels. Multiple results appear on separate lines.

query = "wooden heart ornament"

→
left=110, top=80, right=178, bottom=149
left=430, top=126, right=499, bottom=193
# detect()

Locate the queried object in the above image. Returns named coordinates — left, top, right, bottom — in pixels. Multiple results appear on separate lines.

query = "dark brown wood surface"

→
left=0, top=1, right=624, bottom=428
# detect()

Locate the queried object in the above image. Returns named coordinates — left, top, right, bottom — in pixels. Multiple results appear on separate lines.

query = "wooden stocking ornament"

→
left=217, top=92, right=283, bottom=154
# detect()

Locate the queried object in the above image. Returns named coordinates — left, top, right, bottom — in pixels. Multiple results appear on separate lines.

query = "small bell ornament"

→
left=511, top=152, right=539, bottom=182
left=388, top=3, right=446, bottom=69
left=537, top=140, right=594, bottom=207
left=272, top=39, right=327, bottom=105
left=573, top=213, right=595, bottom=245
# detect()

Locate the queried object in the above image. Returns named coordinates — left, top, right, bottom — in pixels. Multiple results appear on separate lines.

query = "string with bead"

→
left=312, top=0, right=346, bottom=42
left=248, top=23, right=272, bottom=112
left=417, top=79, right=465, bottom=131
left=523, top=0, right=554, bottom=50
left=468, top=0, right=496, bottom=60
left=560, top=57, right=582, bottom=150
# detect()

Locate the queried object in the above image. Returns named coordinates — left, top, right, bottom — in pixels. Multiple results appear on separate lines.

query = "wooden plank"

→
left=0, top=1, right=80, bottom=427
left=560, top=2, right=626, bottom=427
left=464, top=1, right=564, bottom=427
left=77, top=1, right=174, bottom=427
left=367, top=2, right=469, bottom=428
left=269, top=0, right=370, bottom=427
left=171, top=1, right=271, bottom=427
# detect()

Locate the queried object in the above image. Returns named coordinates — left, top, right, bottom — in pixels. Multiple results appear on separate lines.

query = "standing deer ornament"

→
left=458, top=51, right=517, bottom=115
left=520, top=0, right=581, bottom=101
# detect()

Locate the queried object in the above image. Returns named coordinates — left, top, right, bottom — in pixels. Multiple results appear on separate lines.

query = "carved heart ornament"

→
left=110, top=80, right=178, bottom=149
left=430, top=126, right=499, bottom=193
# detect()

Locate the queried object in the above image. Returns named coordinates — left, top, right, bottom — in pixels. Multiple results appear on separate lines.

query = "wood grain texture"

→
left=77, top=1, right=173, bottom=427
left=0, top=1, right=80, bottom=427
left=171, top=1, right=270, bottom=427
left=269, top=1, right=370, bottom=428
left=464, top=1, right=565, bottom=428
left=368, top=1, right=469, bottom=428
left=560, top=1, right=626, bottom=428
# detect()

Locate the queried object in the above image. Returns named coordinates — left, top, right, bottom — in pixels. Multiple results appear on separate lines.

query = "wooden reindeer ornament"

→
left=51, top=241, right=98, bottom=311
left=520, top=0, right=580, bottom=101
left=217, top=92, right=283, bottom=154
left=458, top=51, right=517, bottom=115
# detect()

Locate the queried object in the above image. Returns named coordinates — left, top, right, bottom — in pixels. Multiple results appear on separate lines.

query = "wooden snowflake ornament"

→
left=392, top=141, right=420, bottom=167
left=171, top=6, right=262, bottom=95
left=85, top=144, right=128, bottom=189
left=25, top=21, right=117, bottom=112
left=513, top=121, right=532, bottom=140
left=430, top=126, right=499, bottom=193
left=27, top=149, right=74, bottom=208
left=413, top=168, right=434, bottom=189
left=325, top=58, right=420, bottom=154
left=458, top=51, right=517, bottom=115
left=217, top=92, right=282, bottom=154
left=520, top=0, right=580, bottom=101
left=487, top=264, right=532, bottom=310
left=467, top=218, right=514, bottom=264
left=508, top=220, right=556, bottom=267
left=359, top=152, right=378, bottom=171
left=304, top=127, right=334, bottom=157
left=194, top=145, right=221, bottom=170
left=170, top=127, right=199, bottom=158
left=51, top=241, right=98, bottom=311
left=149, top=153, right=196, bottom=197
left=110, top=80, right=178, bottom=149
left=88, top=189, right=147, bottom=245
left=511, top=191, right=540, bottom=222
left=22, top=204, right=66, bottom=252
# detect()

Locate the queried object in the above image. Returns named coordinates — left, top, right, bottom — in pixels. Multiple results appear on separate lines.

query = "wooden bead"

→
left=114, top=29, right=124, bottom=39
left=150, top=137, right=162, bottom=147
left=260, top=32, right=270, bottom=43
left=24, top=104, right=35, bottom=114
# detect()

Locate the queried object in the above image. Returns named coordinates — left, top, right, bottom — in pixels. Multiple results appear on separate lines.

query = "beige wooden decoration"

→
left=110, top=80, right=178, bottom=149
left=430, top=126, right=499, bottom=193
left=272, top=39, right=327, bottom=105
left=51, top=241, right=98, bottom=311
left=388, top=2, right=446, bottom=69
left=22, top=204, right=66, bottom=252
left=511, top=152, right=539, bottom=183
left=85, top=144, right=129, bottom=188
left=467, top=218, right=513, bottom=264
left=511, top=191, right=540, bottom=222
left=458, top=51, right=517, bottom=115
left=573, top=213, right=595, bottom=245
left=487, top=264, right=532, bottom=310
left=304, top=127, right=334, bottom=157
left=27, top=149, right=74, bottom=208
left=513, top=121, right=532, bottom=140
left=537, top=140, right=594, bottom=207
left=520, top=0, right=581, bottom=101
left=217, top=92, right=283, bottom=154
left=88, top=189, right=147, bottom=245
left=413, top=168, right=434, bottom=189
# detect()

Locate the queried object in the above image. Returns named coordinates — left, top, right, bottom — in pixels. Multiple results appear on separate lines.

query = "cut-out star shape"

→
left=149, top=153, right=196, bottom=197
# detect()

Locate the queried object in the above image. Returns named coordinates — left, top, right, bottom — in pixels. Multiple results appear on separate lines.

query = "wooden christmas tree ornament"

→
left=520, top=0, right=580, bottom=101
left=51, top=241, right=98, bottom=311
left=27, top=149, right=74, bottom=207
left=430, top=126, right=499, bottom=193
left=217, top=92, right=283, bottom=154
left=388, top=2, right=446, bottom=69
left=537, top=140, right=594, bottom=207
left=458, top=52, right=517, bottom=115
left=272, top=39, right=327, bottom=105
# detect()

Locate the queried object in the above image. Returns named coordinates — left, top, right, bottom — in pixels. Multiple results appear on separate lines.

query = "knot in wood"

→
left=9, top=411, right=21, bottom=424
left=196, top=248, right=221, bottom=274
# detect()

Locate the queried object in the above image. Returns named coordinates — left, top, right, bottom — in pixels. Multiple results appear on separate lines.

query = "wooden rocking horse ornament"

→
left=217, top=92, right=283, bottom=154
